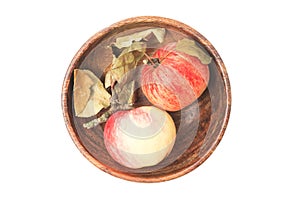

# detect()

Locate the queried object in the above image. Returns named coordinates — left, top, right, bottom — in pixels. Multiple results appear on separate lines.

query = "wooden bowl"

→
left=62, top=16, right=231, bottom=182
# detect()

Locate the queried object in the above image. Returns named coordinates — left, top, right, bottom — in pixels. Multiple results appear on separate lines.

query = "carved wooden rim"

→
left=62, top=16, right=231, bottom=182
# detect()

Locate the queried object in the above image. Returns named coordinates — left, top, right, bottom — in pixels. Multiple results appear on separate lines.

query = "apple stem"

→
left=143, top=52, right=161, bottom=68
left=159, top=50, right=172, bottom=63
left=143, top=52, right=155, bottom=65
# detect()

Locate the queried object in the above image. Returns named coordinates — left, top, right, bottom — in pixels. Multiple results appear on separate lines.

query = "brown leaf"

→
left=73, top=69, right=111, bottom=118
left=175, top=38, right=212, bottom=65
left=105, top=41, right=146, bottom=88
left=83, top=79, right=136, bottom=129
left=113, top=80, right=136, bottom=106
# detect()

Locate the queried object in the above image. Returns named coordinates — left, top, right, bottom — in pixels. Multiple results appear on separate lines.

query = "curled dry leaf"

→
left=105, top=28, right=166, bottom=88
left=73, top=69, right=111, bottom=118
left=175, top=38, right=212, bottom=65
left=112, top=80, right=136, bottom=107
left=105, top=41, right=146, bottom=88
left=114, top=28, right=166, bottom=49
left=83, top=80, right=136, bottom=129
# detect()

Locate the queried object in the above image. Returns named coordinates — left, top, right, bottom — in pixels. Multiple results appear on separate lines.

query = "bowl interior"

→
left=62, top=17, right=231, bottom=182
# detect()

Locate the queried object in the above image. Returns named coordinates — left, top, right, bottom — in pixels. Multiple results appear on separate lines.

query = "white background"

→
left=1, top=0, right=299, bottom=199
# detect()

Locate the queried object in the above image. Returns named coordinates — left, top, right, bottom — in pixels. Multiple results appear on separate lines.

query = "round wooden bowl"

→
left=62, top=16, right=231, bottom=182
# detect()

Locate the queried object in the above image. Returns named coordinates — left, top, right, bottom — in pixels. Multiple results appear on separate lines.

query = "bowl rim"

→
left=61, top=16, right=231, bottom=183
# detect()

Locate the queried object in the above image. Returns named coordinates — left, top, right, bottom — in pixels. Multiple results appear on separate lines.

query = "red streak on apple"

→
left=104, top=106, right=176, bottom=169
left=141, top=43, right=209, bottom=111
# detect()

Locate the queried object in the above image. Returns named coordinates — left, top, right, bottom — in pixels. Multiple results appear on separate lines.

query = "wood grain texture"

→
left=62, top=16, right=231, bottom=182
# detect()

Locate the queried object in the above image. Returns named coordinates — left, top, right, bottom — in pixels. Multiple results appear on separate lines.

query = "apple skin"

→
left=103, top=106, right=176, bottom=169
left=141, top=42, right=209, bottom=111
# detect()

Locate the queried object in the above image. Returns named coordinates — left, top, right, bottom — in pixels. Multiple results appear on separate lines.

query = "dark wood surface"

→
left=62, top=16, right=231, bottom=182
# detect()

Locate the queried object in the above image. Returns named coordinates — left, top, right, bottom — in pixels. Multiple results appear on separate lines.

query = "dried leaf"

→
left=104, top=70, right=112, bottom=89
left=83, top=80, right=136, bottom=129
left=175, top=38, right=212, bottom=65
left=114, top=28, right=166, bottom=49
left=73, top=69, right=111, bottom=118
left=113, top=80, right=136, bottom=106
left=105, top=41, right=146, bottom=88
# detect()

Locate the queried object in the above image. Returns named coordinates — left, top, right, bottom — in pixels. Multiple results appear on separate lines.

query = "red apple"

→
left=141, top=42, right=209, bottom=111
left=103, top=106, right=176, bottom=169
